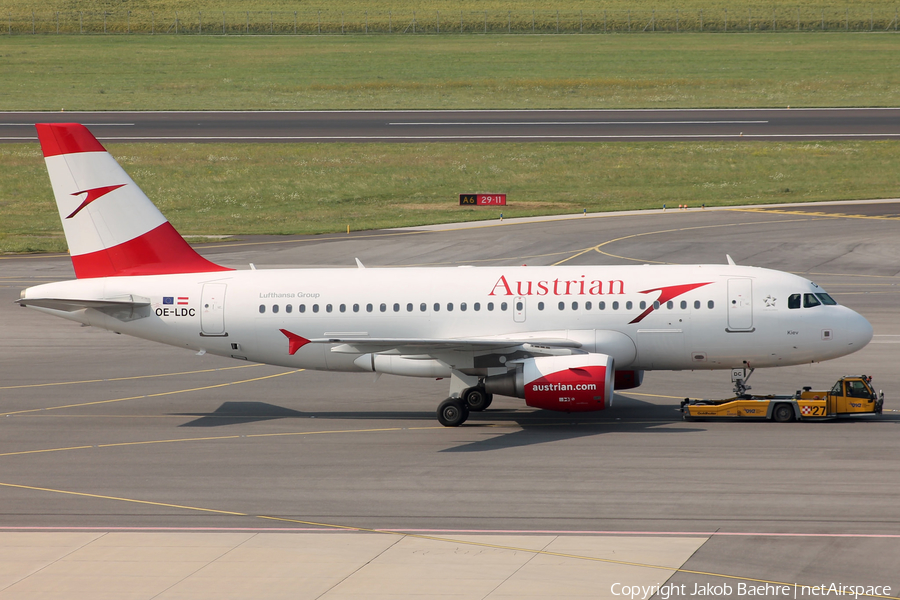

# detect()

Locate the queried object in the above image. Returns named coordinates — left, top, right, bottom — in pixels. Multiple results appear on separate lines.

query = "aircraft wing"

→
left=317, top=335, right=582, bottom=355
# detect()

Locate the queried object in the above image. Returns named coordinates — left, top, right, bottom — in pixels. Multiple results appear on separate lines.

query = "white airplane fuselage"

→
left=23, top=263, right=872, bottom=374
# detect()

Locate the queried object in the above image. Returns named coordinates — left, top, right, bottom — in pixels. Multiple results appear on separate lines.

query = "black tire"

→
left=464, top=388, right=490, bottom=412
left=483, top=393, right=493, bottom=410
left=773, top=403, right=794, bottom=423
left=437, top=398, right=469, bottom=427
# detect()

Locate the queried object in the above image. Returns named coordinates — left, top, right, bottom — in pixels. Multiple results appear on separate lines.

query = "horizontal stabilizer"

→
left=16, top=295, right=151, bottom=312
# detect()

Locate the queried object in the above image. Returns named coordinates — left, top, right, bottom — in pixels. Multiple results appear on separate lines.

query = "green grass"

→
left=1, top=34, right=899, bottom=110
left=3, top=1, right=898, bottom=35
left=3, top=141, right=899, bottom=254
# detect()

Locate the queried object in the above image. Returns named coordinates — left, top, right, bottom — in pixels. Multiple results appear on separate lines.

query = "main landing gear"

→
left=436, top=386, right=494, bottom=427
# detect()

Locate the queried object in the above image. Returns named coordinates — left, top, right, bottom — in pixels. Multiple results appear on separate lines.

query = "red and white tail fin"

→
left=36, top=123, right=231, bottom=279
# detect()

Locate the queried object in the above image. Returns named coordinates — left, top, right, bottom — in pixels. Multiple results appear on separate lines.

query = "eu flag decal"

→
left=163, top=297, right=174, bottom=305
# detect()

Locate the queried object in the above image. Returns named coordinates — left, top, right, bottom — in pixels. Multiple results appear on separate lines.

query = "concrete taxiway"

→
left=2, top=201, right=900, bottom=598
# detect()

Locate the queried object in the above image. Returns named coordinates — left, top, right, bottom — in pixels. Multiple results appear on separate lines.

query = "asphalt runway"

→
left=2, top=201, right=900, bottom=598
left=2, top=108, right=900, bottom=142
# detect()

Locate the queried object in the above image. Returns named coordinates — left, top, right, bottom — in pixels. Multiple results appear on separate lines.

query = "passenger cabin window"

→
left=286, top=304, right=293, bottom=314
left=420, top=303, right=427, bottom=312
left=259, top=305, right=265, bottom=314
left=487, top=302, right=494, bottom=311
left=272, top=305, right=279, bottom=314
left=501, top=302, right=508, bottom=311
left=625, top=301, right=632, bottom=310
left=788, top=294, right=801, bottom=309
left=694, top=300, right=700, bottom=309
left=585, top=301, right=592, bottom=310
left=558, top=301, right=565, bottom=311
left=352, top=304, right=359, bottom=313
left=803, top=294, right=821, bottom=308
left=538, top=302, right=545, bottom=310
left=474, top=303, right=481, bottom=311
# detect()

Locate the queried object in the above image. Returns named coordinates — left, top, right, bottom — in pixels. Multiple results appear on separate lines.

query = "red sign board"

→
left=459, top=193, right=506, bottom=206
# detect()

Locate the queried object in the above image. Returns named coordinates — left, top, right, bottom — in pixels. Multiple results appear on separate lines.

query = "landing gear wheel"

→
left=464, top=388, right=491, bottom=412
left=437, top=398, right=469, bottom=427
left=773, top=403, right=794, bottom=423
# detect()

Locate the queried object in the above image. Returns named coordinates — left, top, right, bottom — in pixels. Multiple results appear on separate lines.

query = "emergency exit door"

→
left=200, top=283, right=227, bottom=336
left=726, top=278, right=753, bottom=331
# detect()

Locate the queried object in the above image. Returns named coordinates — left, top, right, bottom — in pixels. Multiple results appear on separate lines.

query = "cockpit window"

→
left=815, top=293, right=837, bottom=306
left=803, top=293, right=821, bottom=308
left=788, top=294, right=801, bottom=309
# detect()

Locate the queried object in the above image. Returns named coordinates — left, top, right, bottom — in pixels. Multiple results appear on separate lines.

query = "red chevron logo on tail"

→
left=66, top=184, right=126, bottom=219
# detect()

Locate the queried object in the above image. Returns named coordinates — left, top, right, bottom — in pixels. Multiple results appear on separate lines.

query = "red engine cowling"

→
left=614, top=369, right=644, bottom=390
left=522, top=354, right=614, bottom=412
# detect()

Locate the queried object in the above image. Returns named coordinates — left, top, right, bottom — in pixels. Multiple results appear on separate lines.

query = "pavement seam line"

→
left=482, top=535, right=559, bottom=600
left=0, top=530, right=106, bottom=594
left=147, top=532, right=259, bottom=600
left=312, top=533, right=407, bottom=600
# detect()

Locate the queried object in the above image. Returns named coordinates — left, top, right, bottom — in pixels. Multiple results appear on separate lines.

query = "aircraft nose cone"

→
left=845, top=308, right=873, bottom=350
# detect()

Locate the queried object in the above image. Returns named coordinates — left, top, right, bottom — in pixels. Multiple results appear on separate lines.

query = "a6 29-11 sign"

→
left=459, top=193, right=507, bottom=206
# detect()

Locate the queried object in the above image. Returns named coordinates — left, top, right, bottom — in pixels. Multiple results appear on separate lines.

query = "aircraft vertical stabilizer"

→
left=35, top=123, right=230, bottom=279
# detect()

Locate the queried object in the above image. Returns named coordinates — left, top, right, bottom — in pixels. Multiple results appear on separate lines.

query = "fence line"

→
left=3, top=7, right=899, bottom=35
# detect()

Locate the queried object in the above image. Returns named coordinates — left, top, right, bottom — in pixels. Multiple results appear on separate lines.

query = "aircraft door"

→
left=514, top=297, right=526, bottom=323
left=200, top=283, right=227, bottom=336
left=726, top=278, right=754, bottom=331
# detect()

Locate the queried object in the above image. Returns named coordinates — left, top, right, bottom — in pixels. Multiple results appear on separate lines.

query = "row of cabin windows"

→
left=787, top=293, right=837, bottom=310
left=261, top=301, right=509, bottom=314
left=259, top=299, right=716, bottom=314
left=542, top=299, right=715, bottom=311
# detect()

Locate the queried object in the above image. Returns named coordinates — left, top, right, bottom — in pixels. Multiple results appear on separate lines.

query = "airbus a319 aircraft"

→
left=18, top=124, right=874, bottom=426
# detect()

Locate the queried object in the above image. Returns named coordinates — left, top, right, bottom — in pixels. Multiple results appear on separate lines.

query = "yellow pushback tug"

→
left=681, top=371, right=884, bottom=422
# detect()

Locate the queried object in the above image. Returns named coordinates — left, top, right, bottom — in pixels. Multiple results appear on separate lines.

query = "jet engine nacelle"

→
left=484, top=353, right=614, bottom=412
left=614, top=369, right=644, bottom=390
